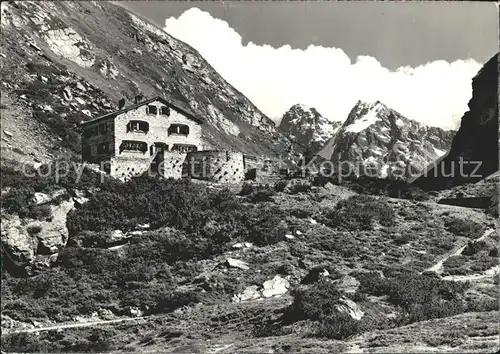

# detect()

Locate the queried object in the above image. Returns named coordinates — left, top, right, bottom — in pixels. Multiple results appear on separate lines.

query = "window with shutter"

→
left=146, top=105, right=158, bottom=115
left=168, top=124, right=189, bottom=136
left=120, top=140, right=148, bottom=153
left=160, top=106, right=170, bottom=116
left=127, top=120, right=149, bottom=133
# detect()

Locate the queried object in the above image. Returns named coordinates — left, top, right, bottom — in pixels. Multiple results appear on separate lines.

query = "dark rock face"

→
left=415, top=53, right=499, bottom=190
left=312, top=101, right=455, bottom=180
left=278, top=104, right=342, bottom=159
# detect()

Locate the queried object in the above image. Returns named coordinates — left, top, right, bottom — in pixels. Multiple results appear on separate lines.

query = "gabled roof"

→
left=80, top=96, right=204, bottom=127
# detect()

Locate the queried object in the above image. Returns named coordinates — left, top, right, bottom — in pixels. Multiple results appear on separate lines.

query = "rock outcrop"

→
left=336, top=297, right=364, bottom=320
left=414, top=53, right=499, bottom=190
left=232, top=275, right=290, bottom=303
left=1, top=191, right=81, bottom=273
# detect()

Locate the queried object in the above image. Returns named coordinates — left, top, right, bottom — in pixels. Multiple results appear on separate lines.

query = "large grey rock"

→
left=2, top=197, right=75, bottom=270
left=1, top=216, right=36, bottom=267
left=261, top=275, right=290, bottom=298
left=72, top=189, right=89, bottom=206
left=336, top=297, right=364, bottom=320
left=109, top=230, right=127, bottom=243
left=33, top=189, right=66, bottom=205
left=62, top=86, right=73, bottom=101
left=226, top=258, right=250, bottom=271
left=36, top=199, right=74, bottom=254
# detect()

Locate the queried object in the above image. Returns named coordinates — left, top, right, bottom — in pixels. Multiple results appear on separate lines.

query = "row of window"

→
left=146, top=105, right=170, bottom=116
left=119, top=140, right=198, bottom=154
left=126, top=121, right=190, bottom=136
left=85, top=121, right=190, bottom=137
left=83, top=140, right=199, bottom=158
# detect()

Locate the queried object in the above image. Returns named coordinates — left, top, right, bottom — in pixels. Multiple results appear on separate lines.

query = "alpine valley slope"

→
left=0, top=1, right=293, bottom=165
left=311, top=101, right=456, bottom=179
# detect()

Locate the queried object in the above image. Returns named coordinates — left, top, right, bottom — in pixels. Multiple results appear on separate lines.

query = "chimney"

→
left=134, top=94, right=144, bottom=104
left=118, top=98, right=126, bottom=110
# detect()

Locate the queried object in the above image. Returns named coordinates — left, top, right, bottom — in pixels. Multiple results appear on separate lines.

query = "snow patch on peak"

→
left=297, top=104, right=311, bottom=111
left=345, top=108, right=381, bottom=133
left=433, top=146, right=447, bottom=157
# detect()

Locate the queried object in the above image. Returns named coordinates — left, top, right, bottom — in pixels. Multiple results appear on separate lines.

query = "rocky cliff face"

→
left=1, top=189, right=79, bottom=274
left=313, top=101, right=455, bottom=179
left=278, top=104, right=342, bottom=159
left=414, top=53, right=499, bottom=190
left=0, top=1, right=292, bottom=165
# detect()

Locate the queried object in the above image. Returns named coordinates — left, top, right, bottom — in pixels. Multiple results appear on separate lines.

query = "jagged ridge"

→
left=278, top=104, right=342, bottom=158
left=314, top=100, right=455, bottom=179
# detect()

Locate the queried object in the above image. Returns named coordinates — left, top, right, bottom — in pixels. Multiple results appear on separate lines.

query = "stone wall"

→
left=109, top=155, right=154, bottom=180
left=159, top=151, right=188, bottom=179
left=243, top=154, right=281, bottom=182
left=186, top=150, right=245, bottom=184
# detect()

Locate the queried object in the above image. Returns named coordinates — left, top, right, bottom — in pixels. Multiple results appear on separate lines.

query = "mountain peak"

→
left=279, top=104, right=342, bottom=155
left=316, top=100, right=456, bottom=179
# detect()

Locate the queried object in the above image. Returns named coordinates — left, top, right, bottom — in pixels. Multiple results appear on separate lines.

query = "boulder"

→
left=75, top=82, right=86, bottom=92
left=33, top=253, right=59, bottom=269
left=1, top=216, right=36, bottom=267
left=285, top=234, right=295, bottom=240
left=109, top=230, right=126, bottom=243
left=232, top=242, right=244, bottom=249
left=2, top=196, right=75, bottom=271
left=36, top=200, right=74, bottom=254
left=261, top=275, right=290, bottom=298
left=72, top=189, right=89, bottom=206
left=62, top=86, right=72, bottom=101
left=336, top=297, right=364, bottom=320
left=33, top=192, right=52, bottom=205
left=232, top=285, right=261, bottom=303
left=74, top=97, right=86, bottom=105
left=128, top=307, right=143, bottom=317
left=226, top=258, right=250, bottom=271
left=33, top=189, right=66, bottom=205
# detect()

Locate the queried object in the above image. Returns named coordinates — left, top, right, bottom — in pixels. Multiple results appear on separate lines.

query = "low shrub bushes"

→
left=319, top=195, right=395, bottom=231
left=444, top=217, right=484, bottom=239
left=354, top=271, right=469, bottom=325
left=285, top=279, right=360, bottom=339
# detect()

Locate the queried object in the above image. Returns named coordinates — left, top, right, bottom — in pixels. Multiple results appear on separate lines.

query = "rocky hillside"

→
left=414, top=53, right=499, bottom=190
left=0, top=1, right=293, bottom=166
left=278, top=104, right=342, bottom=159
left=313, top=101, right=455, bottom=179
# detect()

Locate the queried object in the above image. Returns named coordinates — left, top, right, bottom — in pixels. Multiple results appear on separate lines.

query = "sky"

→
left=120, top=1, right=498, bottom=130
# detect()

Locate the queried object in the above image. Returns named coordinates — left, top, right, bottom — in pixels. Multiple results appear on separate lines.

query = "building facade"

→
left=80, top=96, right=283, bottom=183
left=81, top=96, right=203, bottom=179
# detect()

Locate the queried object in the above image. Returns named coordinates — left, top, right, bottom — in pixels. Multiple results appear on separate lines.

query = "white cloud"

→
left=164, top=7, right=481, bottom=130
